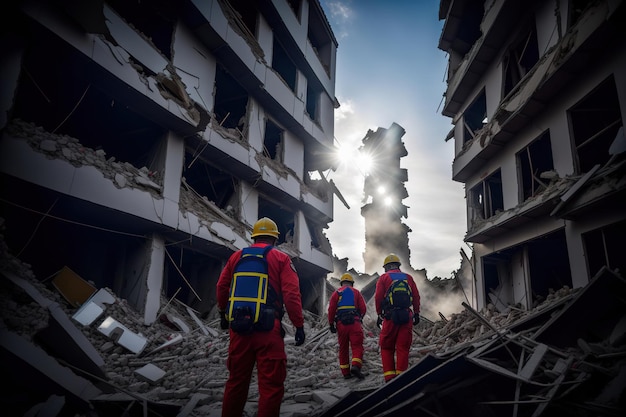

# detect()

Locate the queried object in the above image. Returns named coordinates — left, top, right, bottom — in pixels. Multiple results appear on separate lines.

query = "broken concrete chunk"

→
left=134, top=363, right=166, bottom=384
left=72, top=301, right=104, bottom=326
left=145, top=333, right=183, bottom=356
left=97, top=316, right=148, bottom=354
left=161, top=313, right=190, bottom=333
left=312, top=391, right=338, bottom=405
left=295, top=375, right=316, bottom=387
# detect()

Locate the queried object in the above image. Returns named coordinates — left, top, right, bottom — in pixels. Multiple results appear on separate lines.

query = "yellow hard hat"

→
left=251, top=217, right=280, bottom=238
left=340, top=273, right=354, bottom=284
left=383, top=253, right=401, bottom=267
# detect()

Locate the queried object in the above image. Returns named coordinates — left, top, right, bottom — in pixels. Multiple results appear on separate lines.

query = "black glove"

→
left=295, top=326, right=305, bottom=346
left=413, top=314, right=420, bottom=326
left=376, top=315, right=383, bottom=329
left=219, top=311, right=229, bottom=330
left=329, top=323, right=337, bottom=333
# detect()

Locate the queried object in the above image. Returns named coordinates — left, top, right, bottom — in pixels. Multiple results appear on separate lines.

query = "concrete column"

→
left=161, top=131, right=184, bottom=227
left=144, top=233, right=165, bottom=325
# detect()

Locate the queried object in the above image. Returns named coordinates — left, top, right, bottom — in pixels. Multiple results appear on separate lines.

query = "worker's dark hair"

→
left=254, top=235, right=277, bottom=245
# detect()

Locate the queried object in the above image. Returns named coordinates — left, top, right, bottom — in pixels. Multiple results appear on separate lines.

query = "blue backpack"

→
left=335, top=287, right=358, bottom=324
left=227, top=246, right=278, bottom=333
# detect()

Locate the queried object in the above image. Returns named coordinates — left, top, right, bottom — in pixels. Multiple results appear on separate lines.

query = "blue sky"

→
left=320, top=0, right=468, bottom=279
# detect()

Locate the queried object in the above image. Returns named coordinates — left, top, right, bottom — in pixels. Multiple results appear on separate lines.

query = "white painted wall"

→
left=284, top=130, right=305, bottom=178
left=173, top=22, right=217, bottom=114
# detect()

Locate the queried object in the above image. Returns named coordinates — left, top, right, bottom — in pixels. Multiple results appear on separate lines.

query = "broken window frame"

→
left=469, top=169, right=503, bottom=223
left=582, top=220, right=626, bottom=280
left=482, top=229, right=572, bottom=311
left=516, top=130, right=554, bottom=202
left=305, top=79, right=321, bottom=123
left=106, top=0, right=179, bottom=61
left=182, top=148, right=240, bottom=217
left=213, top=64, right=250, bottom=140
left=272, top=37, right=297, bottom=92
left=263, top=118, right=284, bottom=162
left=462, top=89, right=487, bottom=145
left=502, top=18, right=540, bottom=99
left=567, top=76, right=623, bottom=174
left=307, top=3, right=333, bottom=76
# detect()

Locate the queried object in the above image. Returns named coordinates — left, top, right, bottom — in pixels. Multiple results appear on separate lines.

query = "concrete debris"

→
left=2, top=225, right=625, bottom=416
left=135, top=363, right=167, bottom=384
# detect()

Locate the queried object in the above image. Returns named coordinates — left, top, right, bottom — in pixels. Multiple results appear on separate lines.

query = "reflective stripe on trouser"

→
left=222, top=319, right=286, bottom=417
left=379, top=318, right=413, bottom=382
left=337, top=321, right=364, bottom=375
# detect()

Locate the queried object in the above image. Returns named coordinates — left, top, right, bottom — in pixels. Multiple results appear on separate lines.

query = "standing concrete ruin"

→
left=360, top=123, right=412, bottom=273
left=0, top=0, right=340, bottom=321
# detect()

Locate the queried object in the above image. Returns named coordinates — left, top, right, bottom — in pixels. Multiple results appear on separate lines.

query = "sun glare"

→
left=357, top=152, right=374, bottom=174
left=384, top=196, right=393, bottom=206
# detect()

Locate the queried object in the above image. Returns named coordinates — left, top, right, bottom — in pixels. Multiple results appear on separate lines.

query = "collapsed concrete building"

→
left=438, top=0, right=626, bottom=311
left=0, top=0, right=341, bottom=323
left=360, top=123, right=412, bottom=273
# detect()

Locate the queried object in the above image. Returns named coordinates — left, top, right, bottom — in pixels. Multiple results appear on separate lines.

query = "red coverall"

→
left=327, top=284, right=367, bottom=377
left=216, top=243, right=304, bottom=417
left=375, top=268, right=421, bottom=382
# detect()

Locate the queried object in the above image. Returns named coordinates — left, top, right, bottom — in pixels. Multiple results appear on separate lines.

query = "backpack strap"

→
left=260, top=246, right=285, bottom=319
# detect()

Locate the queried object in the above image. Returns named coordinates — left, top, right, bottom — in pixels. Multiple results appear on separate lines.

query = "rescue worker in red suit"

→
left=327, top=273, right=367, bottom=379
left=216, top=217, right=306, bottom=417
left=375, top=254, right=421, bottom=382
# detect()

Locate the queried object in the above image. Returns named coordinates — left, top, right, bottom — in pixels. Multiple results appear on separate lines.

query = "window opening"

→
left=463, top=90, right=487, bottom=144
left=214, top=64, right=249, bottom=138
left=107, top=0, right=179, bottom=60
left=583, top=220, right=626, bottom=279
left=503, top=20, right=539, bottom=97
left=528, top=229, right=572, bottom=307
left=482, top=249, right=513, bottom=309
left=258, top=198, right=294, bottom=246
left=482, top=229, right=571, bottom=310
left=183, top=150, right=238, bottom=215
left=272, top=38, right=297, bottom=92
left=264, top=119, right=283, bottom=161
left=469, top=170, right=503, bottom=222
left=568, top=76, right=622, bottom=173
left=517, top=131, right=554, bottom=202
left=454, top=1, right=483, bottom=55
left=306, top=80, right=320, bottom=123
left=307, top=3, right=332, bottom=75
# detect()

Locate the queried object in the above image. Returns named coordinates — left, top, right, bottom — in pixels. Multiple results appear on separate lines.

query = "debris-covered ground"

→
left=1, top=221, right=625, bottom=416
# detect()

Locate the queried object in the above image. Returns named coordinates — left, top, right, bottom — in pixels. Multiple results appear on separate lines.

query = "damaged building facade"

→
left=438, top=0, right=626, bottom=311
left=0, top=0, right=339, bottom=321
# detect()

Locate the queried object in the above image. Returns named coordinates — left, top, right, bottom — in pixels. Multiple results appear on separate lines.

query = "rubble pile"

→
left=2, top=224, right=624, bottom=416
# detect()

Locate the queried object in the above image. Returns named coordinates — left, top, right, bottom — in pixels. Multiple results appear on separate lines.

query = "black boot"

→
left=351, top=366, right=364, bottom=379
